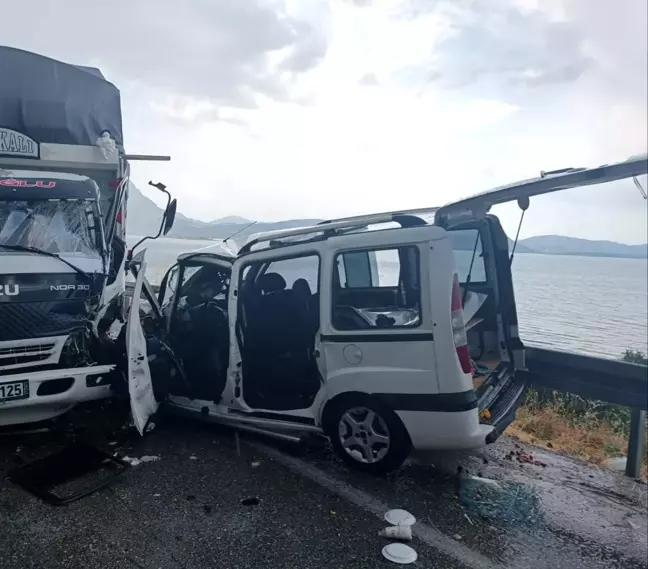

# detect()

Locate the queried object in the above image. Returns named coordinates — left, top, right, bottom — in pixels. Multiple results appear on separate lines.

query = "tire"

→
left=326, top=395, right=411, bottom=475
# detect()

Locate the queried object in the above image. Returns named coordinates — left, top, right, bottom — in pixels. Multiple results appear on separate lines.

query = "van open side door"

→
left=125, top=249, right=158, bottom=434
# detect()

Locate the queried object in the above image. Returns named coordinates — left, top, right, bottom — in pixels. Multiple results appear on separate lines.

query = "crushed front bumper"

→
left=0, top=365, right=116, bottom=427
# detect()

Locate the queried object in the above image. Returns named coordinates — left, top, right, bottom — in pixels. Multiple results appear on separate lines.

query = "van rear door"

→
left=437, top=153, right=647, bottom=366
left=444, top=216, right=526, bottom=440
left=436, top=154, right=647, bottom=223
left=437, top=154, right=648, bottom=441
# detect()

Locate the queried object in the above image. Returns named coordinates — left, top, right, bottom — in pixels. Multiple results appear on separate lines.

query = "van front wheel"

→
left=327, top=397, right=411, bottom=475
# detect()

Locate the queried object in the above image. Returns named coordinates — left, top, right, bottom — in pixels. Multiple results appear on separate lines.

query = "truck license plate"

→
left=0, top=380, right=30, bottom=402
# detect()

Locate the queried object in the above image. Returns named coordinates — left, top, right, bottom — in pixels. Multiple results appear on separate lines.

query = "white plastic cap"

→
left=382, top=543, right=418, bottom=564
left=384, top=509, right=416, bottom=526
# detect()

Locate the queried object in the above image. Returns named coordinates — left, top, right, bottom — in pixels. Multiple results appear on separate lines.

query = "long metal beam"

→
left=524, top=346, right=647, bottom=410
left=525, top=345, right=647, bottom=478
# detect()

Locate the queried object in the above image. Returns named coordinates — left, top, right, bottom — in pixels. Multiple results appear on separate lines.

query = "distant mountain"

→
left=126, top=184, right=209, bottom=237
left=211, top=215, right=251, bottom=225
left=518, top=236, right=647, bottom=259
left=126, top=185, right=647, bottom=258
left=449, top=230, right=534, bottom=255
left=127, top=184, right=318, bottom=240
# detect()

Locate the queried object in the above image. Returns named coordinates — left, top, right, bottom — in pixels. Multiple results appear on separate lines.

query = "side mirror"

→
left=517, top=196, right=530, bottom=211
left=163, top=199, right=177, bottom=235
left=129, top=181, right=175, bottom=262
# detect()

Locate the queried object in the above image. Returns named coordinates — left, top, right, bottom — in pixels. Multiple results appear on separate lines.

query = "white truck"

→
left=0, top=47, right=175, bottom=427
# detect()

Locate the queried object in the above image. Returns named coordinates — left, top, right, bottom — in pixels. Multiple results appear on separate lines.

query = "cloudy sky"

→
left=4, top=0, right=648, bottom=243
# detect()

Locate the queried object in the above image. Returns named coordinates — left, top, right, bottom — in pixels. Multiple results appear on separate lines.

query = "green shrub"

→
left=621, top=349, right=648, bottom=365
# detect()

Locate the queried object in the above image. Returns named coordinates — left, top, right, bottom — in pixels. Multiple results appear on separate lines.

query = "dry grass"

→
left=506, top=350, right=648, bottom=478
left=509, top=406, right=627, bottom=464
left=508, top=404, right=648, bottom=478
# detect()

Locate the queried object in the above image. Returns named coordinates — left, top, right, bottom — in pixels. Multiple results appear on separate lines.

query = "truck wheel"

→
left=327, top=396, right=411, bottom=475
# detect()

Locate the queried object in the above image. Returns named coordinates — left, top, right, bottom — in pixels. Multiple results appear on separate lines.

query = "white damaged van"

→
left=125, top=155, right=647, bottom=473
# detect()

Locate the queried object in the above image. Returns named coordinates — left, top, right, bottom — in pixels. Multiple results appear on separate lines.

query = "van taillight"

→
left=451, top=274, right=472, bottom=374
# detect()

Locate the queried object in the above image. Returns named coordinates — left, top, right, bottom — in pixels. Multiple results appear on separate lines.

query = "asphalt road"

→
left=0, top=403, right=646, bottom=569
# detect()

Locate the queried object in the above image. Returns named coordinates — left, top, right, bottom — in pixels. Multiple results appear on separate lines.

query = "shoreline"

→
left=127, top=235, right=648, bottom=260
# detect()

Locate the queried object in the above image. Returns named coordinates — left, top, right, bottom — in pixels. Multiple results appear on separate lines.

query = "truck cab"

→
left=0, top=47, right=174, bottom=427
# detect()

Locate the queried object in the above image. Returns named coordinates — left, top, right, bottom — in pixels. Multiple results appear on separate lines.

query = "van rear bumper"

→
left=397, top=408, right=494, bottom=450
left=0, top=365, right=115, bottom=427
left=484, top=378, right=528, bottom=444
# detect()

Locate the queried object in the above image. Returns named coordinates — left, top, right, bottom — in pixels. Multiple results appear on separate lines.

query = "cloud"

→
left=566, top=0, right=647, bottom=106
left=358, top=73, right=379, bottom=86
left=2, top=0, right=329, bottom=109
left=390, top=0, right=646, bottom=121
left=408, top=1, right=592, bottom=92
left=2, top=0, right=645, bottom=243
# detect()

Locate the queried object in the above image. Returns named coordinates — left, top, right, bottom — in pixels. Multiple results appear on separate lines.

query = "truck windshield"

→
left=0, top=199, right=100, bottom=257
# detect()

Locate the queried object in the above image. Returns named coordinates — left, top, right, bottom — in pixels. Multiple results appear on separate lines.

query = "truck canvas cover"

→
left=0, top=46, right=123, bottom=148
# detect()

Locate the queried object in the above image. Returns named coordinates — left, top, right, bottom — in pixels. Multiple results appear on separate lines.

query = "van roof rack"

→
left=318, top=205, right=440, bottom=226
left=238, top=206, right=440, bottom=255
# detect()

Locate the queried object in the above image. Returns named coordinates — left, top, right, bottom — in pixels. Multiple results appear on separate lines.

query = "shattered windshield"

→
left=0, top=199, right=100, bottom=256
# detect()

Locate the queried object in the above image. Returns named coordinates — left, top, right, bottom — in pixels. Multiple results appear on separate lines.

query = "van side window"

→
left=264, top=255, right=319, bottom=293
left=336, top=251, right=375, bottom=288
left=178, top=263, right=230, bottom=308
left=332, top=246, right=421, bottom=331
left=448, top=229, right=487, bottom=283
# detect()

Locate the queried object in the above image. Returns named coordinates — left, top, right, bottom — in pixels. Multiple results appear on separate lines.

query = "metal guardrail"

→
left=524, top=347, right=647, bottom=410
left=525, top=346, right=648, bottom=478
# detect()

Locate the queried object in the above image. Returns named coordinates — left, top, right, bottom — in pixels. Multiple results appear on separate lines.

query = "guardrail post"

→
left=626, top=408, right=646, bottom=478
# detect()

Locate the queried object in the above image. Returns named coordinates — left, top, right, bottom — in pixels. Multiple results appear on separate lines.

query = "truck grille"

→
left=0, top=338, right=64, bottom=374
left=0, top=302, right=88, bottom=343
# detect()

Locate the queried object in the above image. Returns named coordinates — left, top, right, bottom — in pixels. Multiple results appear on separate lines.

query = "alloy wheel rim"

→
left=338, top=406, right=390, bottom=464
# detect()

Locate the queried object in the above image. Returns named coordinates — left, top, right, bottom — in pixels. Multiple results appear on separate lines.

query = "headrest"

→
left=292, top=278, right=312, bottom=297
left=258, top=272, right=286, bottom=294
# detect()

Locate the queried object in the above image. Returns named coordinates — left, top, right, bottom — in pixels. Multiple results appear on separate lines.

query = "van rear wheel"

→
left=327, top=396, right=411, bottom=475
